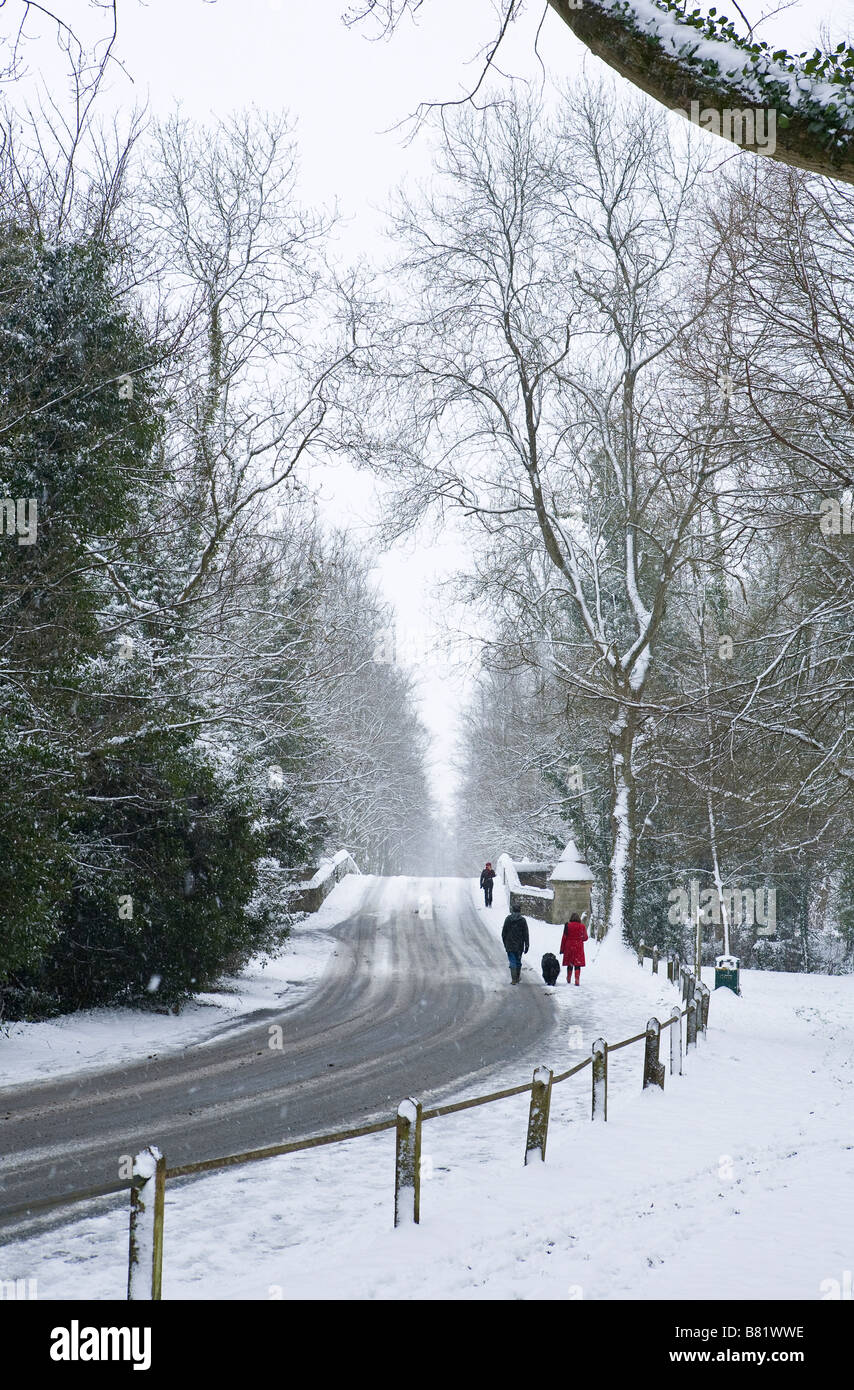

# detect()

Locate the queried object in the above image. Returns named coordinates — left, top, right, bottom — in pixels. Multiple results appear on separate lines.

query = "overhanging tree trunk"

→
left=547, top=0, right=854, bottom=186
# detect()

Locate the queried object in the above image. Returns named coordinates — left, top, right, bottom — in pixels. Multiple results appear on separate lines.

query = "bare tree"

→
left=347, top=0, right=854, bottom=185
left=358, top=83, right=751, bottom=937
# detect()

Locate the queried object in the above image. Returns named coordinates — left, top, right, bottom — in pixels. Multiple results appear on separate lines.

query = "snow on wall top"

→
left=548, top=837, right=595, bottom=883
left=496, top=853, right=522, bottom=892
left=298, top=849, right=359, bottom=890
left=497, top=852, right=555, bottom=900
left=497, top=853, right=555, bottom=897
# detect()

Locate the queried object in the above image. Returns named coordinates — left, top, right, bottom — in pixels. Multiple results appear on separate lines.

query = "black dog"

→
left=541, top=952, right=561, bottom=986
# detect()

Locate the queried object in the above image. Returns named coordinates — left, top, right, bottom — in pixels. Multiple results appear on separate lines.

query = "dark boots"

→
left=510, top=965, right=521, bottom=984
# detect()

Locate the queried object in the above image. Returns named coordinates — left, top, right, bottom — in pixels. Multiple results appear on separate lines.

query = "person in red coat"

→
left=560, top=913, right=588, bottom=985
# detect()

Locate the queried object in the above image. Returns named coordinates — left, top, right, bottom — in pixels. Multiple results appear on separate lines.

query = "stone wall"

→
left=289, top=850, right=360, bottom=915
left=509, top=889, right=552, bottom=922
left=498, top=850, right=596, bottom=925
left=498, top=853, right=554, bottom=922
left=551, top=879, right=592, bottom=923
left=516, top=868, right=550, bottom=890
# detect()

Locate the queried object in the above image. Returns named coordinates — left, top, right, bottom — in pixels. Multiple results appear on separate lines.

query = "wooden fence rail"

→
left=122, top=962, right=710, bottom=1299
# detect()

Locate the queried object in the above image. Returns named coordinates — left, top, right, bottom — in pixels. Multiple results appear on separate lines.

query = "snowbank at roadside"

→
left=8, top=962, right=852, bottom=1301
left=0, top=873, right=370, bottom=1090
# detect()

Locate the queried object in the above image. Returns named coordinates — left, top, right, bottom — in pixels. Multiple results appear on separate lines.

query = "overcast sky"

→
left=13, top=0, right=854, bottom=817
left=112, top=0, right=577, bottom=817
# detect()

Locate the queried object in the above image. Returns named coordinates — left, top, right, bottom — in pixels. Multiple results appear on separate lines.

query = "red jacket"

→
left=560, top=919, right=588, bottom=968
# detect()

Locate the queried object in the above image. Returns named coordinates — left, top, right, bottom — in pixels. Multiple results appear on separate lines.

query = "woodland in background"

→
left=426, top=91, right=854, bottom=971
left=0, top=91, right=435, bottom=1018
left=2, top=7, right=853, bottom=1019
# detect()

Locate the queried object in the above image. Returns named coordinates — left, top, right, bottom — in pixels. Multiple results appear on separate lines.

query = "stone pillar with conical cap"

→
left=548, top=837, right=594, bottom=925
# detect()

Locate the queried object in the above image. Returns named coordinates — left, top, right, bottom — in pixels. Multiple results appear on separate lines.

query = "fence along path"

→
left=122, top=949, right=710, bottom=1298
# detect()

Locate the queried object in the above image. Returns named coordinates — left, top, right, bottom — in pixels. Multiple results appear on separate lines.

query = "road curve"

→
left=0, top=876, right=558, bottom=1241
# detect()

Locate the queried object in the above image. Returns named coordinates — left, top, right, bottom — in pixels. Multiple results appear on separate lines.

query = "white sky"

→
left=12, top=0, right=854, bottom=815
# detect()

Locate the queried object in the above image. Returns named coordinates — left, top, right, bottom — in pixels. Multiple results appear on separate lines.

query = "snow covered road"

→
left=0, top=875, right=558, bottom=1239
left=3, top=896, right=852, bottom=1301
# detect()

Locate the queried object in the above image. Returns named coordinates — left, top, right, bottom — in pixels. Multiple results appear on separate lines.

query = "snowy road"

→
left=0, top=876, right=557, bottom=1238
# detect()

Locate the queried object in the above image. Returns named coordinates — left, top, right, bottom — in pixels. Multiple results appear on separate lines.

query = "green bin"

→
left=715, top=954, right=740, bottom=993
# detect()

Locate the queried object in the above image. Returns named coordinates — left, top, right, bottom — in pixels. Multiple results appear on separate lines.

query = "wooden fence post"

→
left=394, top=1098, right=422, bottom=1226
left=637, top=940, right=645, bottom=967
left=652, top=946, right=659, bottom=975
left=697, top=982, right=710, bottom=1033
left=686, top=999, right=698, bottom=1051
left=642, top=1018, right=666, bottom=1090
left=669, top=1006, right=682, bottom=1076
left=591, top=1038, right=608, bottom=1122
left=127, top=1146, right=165, bottom=1300
left=524, top=1066, right=554, bottom=1164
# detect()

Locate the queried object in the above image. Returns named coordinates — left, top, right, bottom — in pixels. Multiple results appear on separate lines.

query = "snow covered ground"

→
left=0, top=874, right=369, bottom=1088
left=3, top=874, right=852, bottom=1301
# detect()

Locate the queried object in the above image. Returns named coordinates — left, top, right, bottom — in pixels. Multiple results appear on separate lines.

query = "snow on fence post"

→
left=591, top=1038, right=608, bottom=1121
left=636, top=940, right=645, bottom=967
left=686, top=998, right=698, bottom=1051
left=394, top=1098, right=422, bottom=1227
left=669, top=1006, right=682, bottom=1076
left=524, top=1066, right=554, bottom=1164
left=642, top=1019, right=666, bottom=1090
left=127, top=1146, right=165, bottom=1300
left=652, top=946, right=659, bottom=975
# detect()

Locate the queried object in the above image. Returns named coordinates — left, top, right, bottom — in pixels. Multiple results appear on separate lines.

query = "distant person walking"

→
left=479, top=861, right=496, bottom=907
left=502, top=906, right=529, bottom=985
left=560, top=913, right=588, bottom=985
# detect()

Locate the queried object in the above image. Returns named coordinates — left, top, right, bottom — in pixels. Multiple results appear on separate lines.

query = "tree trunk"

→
left=547, top=0, right=854, bottom=186
left=698, top=601, right=730, bottom=957
left=605, top=703, right=637, bottom=939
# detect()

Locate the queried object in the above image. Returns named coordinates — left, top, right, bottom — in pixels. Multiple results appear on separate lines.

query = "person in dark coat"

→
left=479, top=862, right=496, bottom=907
left=560, top=912, right=588, bottom=985
left=502, top=907, right=529, bottom=984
